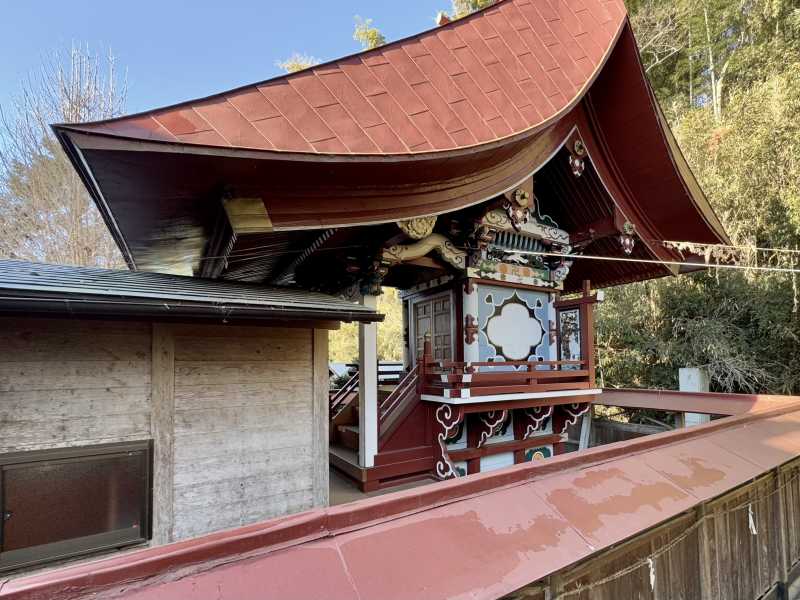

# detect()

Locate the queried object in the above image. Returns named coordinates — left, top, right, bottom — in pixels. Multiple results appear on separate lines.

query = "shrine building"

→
left=6, top=1, right=798, bottom=598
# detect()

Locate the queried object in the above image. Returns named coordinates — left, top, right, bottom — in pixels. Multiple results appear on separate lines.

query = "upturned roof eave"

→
left=51, top=0, right=630, bottom=159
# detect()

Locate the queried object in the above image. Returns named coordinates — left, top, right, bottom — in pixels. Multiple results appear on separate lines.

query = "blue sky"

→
left=0, top=0, right=448, bottom=114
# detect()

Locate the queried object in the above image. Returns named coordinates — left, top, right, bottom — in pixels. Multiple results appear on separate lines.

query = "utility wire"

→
left=513, top=249, right=800, bottom=275
left=78, top=236, right=800, bottom=274
left=659, top=239, right=800, bottom=256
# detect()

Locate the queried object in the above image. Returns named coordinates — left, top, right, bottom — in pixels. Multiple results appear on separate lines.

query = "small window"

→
left=0, top=441, right=152, bottom=572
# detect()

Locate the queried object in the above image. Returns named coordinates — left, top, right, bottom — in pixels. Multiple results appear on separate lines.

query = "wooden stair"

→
left=329, top=366, right=436, bottom=492
left=336, top=424, right=359, bottom=451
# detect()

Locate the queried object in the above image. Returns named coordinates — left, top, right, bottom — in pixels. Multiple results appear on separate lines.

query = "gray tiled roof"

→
left=0, top=260, right=379, bottom=323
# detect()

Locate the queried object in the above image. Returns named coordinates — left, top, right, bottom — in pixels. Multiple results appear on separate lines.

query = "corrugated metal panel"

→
left=0, top=260, right=375, bottom=318
left=54, top=0, right=627, bottom=156
left=6, top=400, right=800, bottom=600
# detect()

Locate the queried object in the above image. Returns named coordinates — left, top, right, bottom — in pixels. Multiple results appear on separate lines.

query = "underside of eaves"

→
left=52, top=0, right=729, bottom=290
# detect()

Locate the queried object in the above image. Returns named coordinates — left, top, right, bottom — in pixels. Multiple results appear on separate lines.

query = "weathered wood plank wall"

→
left=151, top=324, right=175, bottom=545
left=506, top=458, right=800, bottom=600
left=0, top=319, right=152, bottom=453
left=589, top=420, right=667, bottom=447
left=170, top=324, right=318, bottom=541
left=0, top=318, right=328, bottom=547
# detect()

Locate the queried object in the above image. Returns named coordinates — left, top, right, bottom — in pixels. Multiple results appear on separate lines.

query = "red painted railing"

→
left=421, top=359, right=593, bottom=399
left=378, top=365, right=419, bottom=438
left=329, top=371, right=359, bottom=416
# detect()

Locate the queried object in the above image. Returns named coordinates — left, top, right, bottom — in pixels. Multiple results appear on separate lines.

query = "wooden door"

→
left=414, top=295, right=452, bottom=360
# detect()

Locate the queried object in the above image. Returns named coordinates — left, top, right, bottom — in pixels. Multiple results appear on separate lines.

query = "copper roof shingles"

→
left=154, top=107, right=212, bottom=136
left=66, top=0, right=627, bottom=156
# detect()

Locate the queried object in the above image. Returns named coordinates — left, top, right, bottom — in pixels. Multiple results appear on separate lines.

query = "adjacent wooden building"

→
left=0, top=260, right=378, bottom=572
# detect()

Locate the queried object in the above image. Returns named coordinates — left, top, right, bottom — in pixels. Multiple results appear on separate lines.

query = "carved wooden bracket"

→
left=519, top=405, right=554, bottom=439
left=464, top=314, right=478, bottom=345
left=552, top=403, right=591, bottom=435
left=223, top=196, right=273, bottom=234
left=476, top=410, right=509, bottom=448
left=434, top=404, right=465, bottom=479
left=360, top=259, right=389, bottom=297
left=382, top=233, right=467, bottom=270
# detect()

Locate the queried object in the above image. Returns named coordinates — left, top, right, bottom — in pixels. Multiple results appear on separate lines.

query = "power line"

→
left=659, top=239, right=800, bottom=256
left=515, top=249, right=800, bottom=275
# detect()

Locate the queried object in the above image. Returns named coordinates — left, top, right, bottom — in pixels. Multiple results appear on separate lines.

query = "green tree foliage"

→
left=447, top=0, right=496, bottom=19
left=276, top=52, right=320, bottom=73
left=329, top=288, right=405, bottom=363
left=599, top=0, right=800, bottom=393
left=353, top=16, right=386, bottom=50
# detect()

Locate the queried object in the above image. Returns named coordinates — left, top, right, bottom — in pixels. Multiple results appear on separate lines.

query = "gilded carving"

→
left=397, top=216, right=437, bottom=240
left=382, top=233, right=467, bottom=270
left=513, top=188, right=531, bottom=207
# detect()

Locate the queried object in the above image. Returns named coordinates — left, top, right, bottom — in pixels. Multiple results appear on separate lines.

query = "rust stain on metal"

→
left=535, top=463, right=694, bottom=546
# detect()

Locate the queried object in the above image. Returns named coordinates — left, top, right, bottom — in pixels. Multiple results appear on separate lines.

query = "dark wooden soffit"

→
left=52, top=0, right=628, bottom=157
left=583, top=24, right=729, bottom=246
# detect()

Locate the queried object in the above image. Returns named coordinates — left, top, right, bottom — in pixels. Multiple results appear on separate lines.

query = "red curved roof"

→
left=52, top=0, right=728, bottom=286
left=62, top=0, right=627, bottom=155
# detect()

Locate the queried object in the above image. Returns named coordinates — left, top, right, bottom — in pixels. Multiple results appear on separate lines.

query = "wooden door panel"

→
left=415, top=294, right=453, bottom=360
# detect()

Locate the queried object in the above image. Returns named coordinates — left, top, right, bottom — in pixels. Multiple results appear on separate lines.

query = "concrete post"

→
left=578, top=408, right=593, bottom=450
left=680, top=367, right=711, bottom=427
left=359, top=294, right=379, bottom=468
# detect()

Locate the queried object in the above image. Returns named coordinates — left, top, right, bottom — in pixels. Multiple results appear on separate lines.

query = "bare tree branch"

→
left=0, top=45, right=126, bottom=267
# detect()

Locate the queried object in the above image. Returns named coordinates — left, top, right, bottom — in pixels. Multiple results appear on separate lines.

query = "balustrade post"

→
left=579, top=279, right=596, bottom=387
